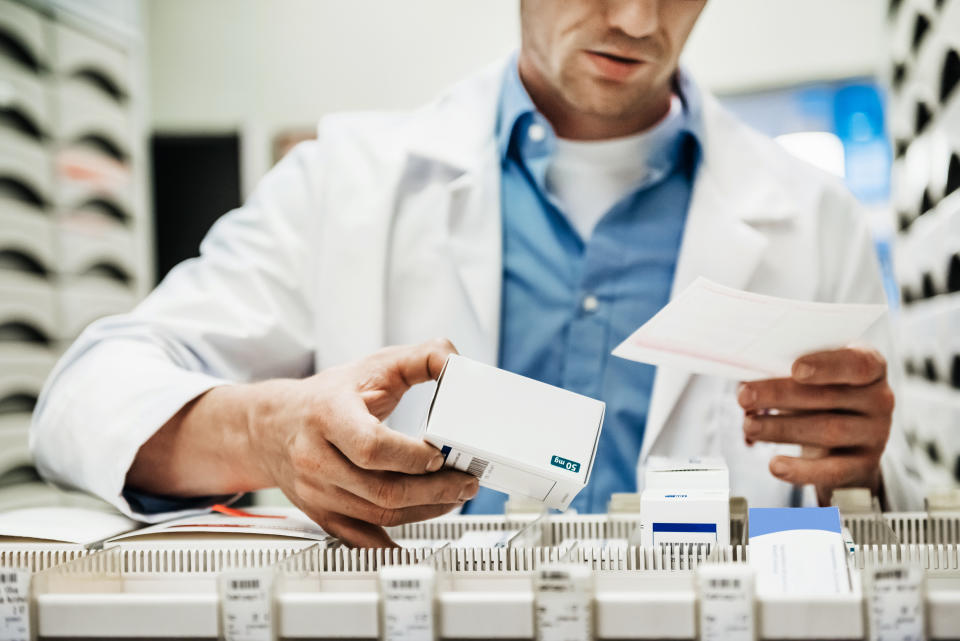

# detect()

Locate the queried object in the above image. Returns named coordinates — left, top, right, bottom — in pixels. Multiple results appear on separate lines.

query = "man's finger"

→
left=319, top=484, right=462, bottom=528
left=377, top=338, right=459, bottom=391
left=744, top=413, right=883, bottom=449
left=791, top=348, right=886, bottom=386
left=738, top=378, right=890, bottom=415
left=767, top=452, right=879, bottom=489
left=321, top=512, right=398, bottom=548
left=343, top=466, right=479, bottom=509
left=319, top=444, right=478, bottom=507
left=326, top=397, right=448, bottom=474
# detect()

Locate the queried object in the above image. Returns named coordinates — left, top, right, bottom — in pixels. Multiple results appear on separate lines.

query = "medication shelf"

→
left=4, top=511, right=960, bottom=640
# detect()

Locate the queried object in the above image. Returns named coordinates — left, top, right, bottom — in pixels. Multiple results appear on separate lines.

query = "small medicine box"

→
left=421, top=355, right=605, bottom=511
left=639, top=456, right=730, bottom=548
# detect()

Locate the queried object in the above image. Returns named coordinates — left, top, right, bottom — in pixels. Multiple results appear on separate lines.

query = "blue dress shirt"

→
left=463, top=60, right=703, bottom=514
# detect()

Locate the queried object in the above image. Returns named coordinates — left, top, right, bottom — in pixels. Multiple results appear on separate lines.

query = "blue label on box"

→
left=748, top=507, right=842, bottom=539
left=551, top=455, right=580, bottom=473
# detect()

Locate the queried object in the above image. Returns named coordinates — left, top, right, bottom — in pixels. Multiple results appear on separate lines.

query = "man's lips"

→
left=584, top=50, right=646, bottom=82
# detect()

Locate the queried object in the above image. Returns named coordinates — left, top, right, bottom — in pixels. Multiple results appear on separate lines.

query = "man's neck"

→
left=518, top=54, right=672, bottom=141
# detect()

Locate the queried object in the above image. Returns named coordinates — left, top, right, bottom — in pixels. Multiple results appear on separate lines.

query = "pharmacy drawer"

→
left=0, top=412, right=30, bottom=479
left=0, top=0, right=49, bottom=71
left=53, top=146, right=133, bottom=215
left=0, top=197, right=55, bottom=274
left=0, top=342, right=57, bottom=403
left=0, top=269, right=57, bottom=340
left=56, top=212, right=139, bottom=283
left=0, top=128, right=52, bottom=204
left=0, top=56, right=51, bottom=135
left=57, top=274, right=137, bottom=340
left=51, top=21, right=129, bottom=99
left=53, top=77, right=133, bottom=154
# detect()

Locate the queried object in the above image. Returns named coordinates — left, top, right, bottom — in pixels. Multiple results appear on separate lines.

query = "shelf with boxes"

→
left=0, top=0, right=59, bottom=500
left=0, top=507, right=958, bottom=640
left=888, top=0, right=960, bottom=488
left=48, top=7, right=146, bottom=349
left=0, top=0, right=150, bottom=510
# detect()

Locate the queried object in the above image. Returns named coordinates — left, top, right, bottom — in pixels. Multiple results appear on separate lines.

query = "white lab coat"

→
left=31, top=60, right=922, bottom=519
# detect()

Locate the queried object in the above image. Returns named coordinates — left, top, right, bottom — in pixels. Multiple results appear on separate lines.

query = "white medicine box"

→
left=421, top=355, right=605, bottom=510
left=639, top=457, right=730, bottom=548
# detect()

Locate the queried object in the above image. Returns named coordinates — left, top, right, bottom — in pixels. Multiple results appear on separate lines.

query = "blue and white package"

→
left=639, top=457, right=730, bottom=548
left=748, top=507, right=852, bottom=596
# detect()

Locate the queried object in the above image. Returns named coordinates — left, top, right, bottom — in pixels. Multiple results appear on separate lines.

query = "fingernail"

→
left=770, top=459, right=788, bottom=477
left=737, top=384, right=756, bottom=406
left=794, top=363, right=815, bottom=380
left=427, top=454, right=444, bottom=472
left=459, top=479, right=479, bottom=501
left=743, top=417, right=760, bottom=437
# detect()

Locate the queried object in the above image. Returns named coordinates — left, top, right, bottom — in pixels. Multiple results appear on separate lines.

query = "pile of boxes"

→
left=888, top=0, right=960, bottom=488
left=0, top=0, right=149, bottom=509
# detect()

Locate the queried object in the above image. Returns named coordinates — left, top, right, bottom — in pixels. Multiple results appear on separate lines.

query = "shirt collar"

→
left=496, top=52, right=704, bottom=168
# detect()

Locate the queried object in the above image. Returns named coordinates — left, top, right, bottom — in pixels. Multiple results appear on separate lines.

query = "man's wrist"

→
left=201, top=382, right=277, bottom=491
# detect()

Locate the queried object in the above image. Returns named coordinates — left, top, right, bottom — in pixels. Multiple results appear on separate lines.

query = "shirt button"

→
left=528, top=123, right=546, bottom=142
left=582, top=294, right=599, bottom=313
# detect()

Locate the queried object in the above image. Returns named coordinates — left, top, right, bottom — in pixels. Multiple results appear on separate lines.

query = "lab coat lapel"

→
left=400, top=57, right=508, bottom=366
left=443, top=148, right=503, bottom=365
left=640, top=92, right=794, bottom=460
left=641, top=169, right=768, bottom=459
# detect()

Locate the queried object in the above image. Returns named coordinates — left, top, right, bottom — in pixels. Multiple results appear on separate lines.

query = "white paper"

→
left=379, top=565, right=436, bottom=641
left=219, top=570, right=274, bottom=641
left=612, top=277, right=887, bottom=380
left=0, top=507, right=140, bottom=546
left=866, top=564, right=925, bottom=641
left=0, top=568, right=30, bottom=641
left=534, top=565, right=593, bottom=641
left=107, top=507, right=329, bottom=543
left=697, top=564, right=756, bottom=641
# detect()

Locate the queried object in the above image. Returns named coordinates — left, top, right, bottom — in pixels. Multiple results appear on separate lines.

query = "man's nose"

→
left=606, top=0, right=660, bottom=40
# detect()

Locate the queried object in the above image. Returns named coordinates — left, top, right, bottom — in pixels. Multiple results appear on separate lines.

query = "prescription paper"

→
left=612, top=277, right=887, bottom=380
left=106, top=506, right=330, bottom=543
left=0, top=507, right=140, bottom=546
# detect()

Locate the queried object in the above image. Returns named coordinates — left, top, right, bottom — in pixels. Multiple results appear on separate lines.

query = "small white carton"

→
left=639, top=456, right=730, bottom=548
left=421, top=355, right=605, bottom=510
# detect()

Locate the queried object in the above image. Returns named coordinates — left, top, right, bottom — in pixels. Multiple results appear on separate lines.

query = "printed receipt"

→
left=0, top=568, right=30, bottom=641
left=218, top=570, right=274, bottom=641
left=534, top=565, right=593, bottom=641
left=612, top=277, right=887, bottom=380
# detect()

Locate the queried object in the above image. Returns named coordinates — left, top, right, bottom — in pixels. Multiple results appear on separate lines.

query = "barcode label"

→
left=379, top=565, right=435, bottom=641
left=696, top=564, right=755, bottom=641
left=231, top=579, right=260, bottom=591
left=866, top=563, right=924, bottom=641
left=534, top=564, right=593, bottom=641
left=0, top=568, right=30, bottom=641
left=218, top=570, right=274, bottom=641
left=465, top=457, right=489, bottom=478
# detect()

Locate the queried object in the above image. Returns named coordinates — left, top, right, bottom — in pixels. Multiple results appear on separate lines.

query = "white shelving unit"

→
left=0, top=0, right=150, bottom=510
left=888, top=0, right=960, bottom=488
left=0, top=510, right=957, bottom=639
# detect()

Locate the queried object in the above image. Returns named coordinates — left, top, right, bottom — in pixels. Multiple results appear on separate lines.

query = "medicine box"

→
left=421, top=355, right=605, bottom=511
left=639, top=457, right=730, bottom=548
left=748, top=507, right=852, bottom=596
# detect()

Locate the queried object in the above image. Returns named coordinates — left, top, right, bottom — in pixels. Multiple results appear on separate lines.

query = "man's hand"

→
left=246, top=339, right=479, bottom=547
left=737, top=347, right=894, bottom=505
left=127, top=338, right=478, bottom=549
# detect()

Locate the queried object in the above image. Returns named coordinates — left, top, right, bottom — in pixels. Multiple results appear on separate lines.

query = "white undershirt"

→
left=545, top=95, right=684, bottom=241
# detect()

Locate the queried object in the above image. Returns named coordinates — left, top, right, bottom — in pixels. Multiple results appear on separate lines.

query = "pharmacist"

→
left=32, top=0, right=921, bottom=547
